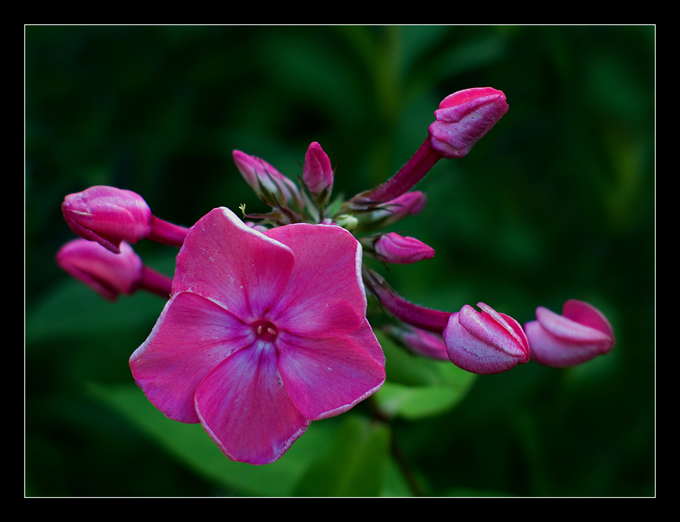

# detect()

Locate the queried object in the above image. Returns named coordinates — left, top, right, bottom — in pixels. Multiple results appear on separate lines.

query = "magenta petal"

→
left=194, top=341, right=310, bottom=465
left=525, top=320, right=606, bottom=368
left=460, top=304, right=529, bottom=360
left=129, top=292, right=254, bottom=423
left=526, top=300, right=614, bottom=368
left=562, top=299, right=614, bottom=339
left=265, top=223, right=366, bottom=336
left=276, top=320, right=386, bottom=420
left=535, top=306, right=612, bottom=345
left=173, top=207, right=295, bottom=321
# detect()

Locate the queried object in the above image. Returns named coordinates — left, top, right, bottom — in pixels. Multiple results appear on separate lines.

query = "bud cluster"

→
left=56, top=86, right=615, bottom=389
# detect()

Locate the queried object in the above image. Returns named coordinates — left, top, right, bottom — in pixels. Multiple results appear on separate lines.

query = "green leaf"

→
left=89, top=382, right=334, bottom=496
left=374, top=381, right=465, bottom=420
left=374, top=331, right=477, bottom=420
left=292, top=415, right=391, bottom=497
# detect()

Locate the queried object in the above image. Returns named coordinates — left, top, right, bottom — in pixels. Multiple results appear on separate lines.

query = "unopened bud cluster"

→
left=57, top=86, right=615, bottom=387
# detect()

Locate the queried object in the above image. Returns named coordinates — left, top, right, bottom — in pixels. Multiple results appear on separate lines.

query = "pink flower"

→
left=524, top=299, right=614, bottom=367
left=428, top=87, right=509, bottom=159
left=444, top=303, right=530, bottom=374
left=129, top=207, right=385, bottom=465
left=371, top=232, right=435, bottom=264
left=62, top=186, right=188, bottom=253
left=56, top=238, right=172, bottom=301
left=303, top=141, right=334, bottom=202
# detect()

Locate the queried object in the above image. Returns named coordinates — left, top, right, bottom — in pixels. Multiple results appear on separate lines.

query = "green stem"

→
left=367, top=396, right=427, bottom=497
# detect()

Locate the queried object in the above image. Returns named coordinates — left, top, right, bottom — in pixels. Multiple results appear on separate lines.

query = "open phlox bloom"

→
left=129, top=207, right=385, bottom=464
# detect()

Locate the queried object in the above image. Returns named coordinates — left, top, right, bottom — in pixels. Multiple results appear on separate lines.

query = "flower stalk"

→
left=349, top=138, right=443, bottom=210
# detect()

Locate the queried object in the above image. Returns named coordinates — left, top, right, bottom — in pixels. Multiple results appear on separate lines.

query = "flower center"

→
left=252, top=320, right=279, bottom=343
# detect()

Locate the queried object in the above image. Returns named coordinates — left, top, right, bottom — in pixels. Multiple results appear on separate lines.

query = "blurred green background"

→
left=25, top=25, right=654, bottom=497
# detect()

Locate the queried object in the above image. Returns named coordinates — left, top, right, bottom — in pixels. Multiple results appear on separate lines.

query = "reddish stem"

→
left=148, top=216, right=189, bottom=247
left=351, top=138, right=442, bottom=208
left=137, top=265, right=173, bottom=298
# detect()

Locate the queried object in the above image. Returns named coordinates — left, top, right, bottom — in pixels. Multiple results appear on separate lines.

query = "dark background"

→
left=25, top=25, right=654, bottom=497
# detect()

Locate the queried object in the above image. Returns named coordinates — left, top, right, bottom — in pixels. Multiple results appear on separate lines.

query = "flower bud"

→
left=62, top=186, right=152, bottom=254
left=370, top=233, right=435, bottom=264
left=384, top=324, right=449, bottom=360
left=56, top=239, right=172, bottom=301
left=444, top=302, right=530, bottom=374
left=360, top=191, right=427, bottom=229
left=524, top=299, right=614, bottom=368
left=61, top=185, right=187, bottom=253
left=335, top=214, right=359, bottom=231
left=428, top=87, right=509, bottom=159
left=56, top=238, right=144, bottom=300
left=349, top=88, right=508, bottom=209
left=303, top=141, right=334, bottom=203
left=233, top=150, right=303, bottom=209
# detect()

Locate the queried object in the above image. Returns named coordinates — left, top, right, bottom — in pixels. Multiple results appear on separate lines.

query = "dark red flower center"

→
left=252, top=320, right=279, bottom=342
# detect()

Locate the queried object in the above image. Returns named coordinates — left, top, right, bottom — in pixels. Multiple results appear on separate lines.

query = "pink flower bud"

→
left=524, top=299, right=614, bottom=368
left=61, top=186, right=187, bottom=253
left=56, top=238, right=143, bottom=300
left=372, top=233, right=435, bottom=264
left=361, top=191, right=427, bottom=229
left=303, top=141, right=334, bottom=201
left=387, top=191, right=427, bottom=216
left=428, top=87, right=509, bottom=159
left=384, top=324, right=449, bottom=360
left=62, top=186, right=153, bottom=253
left=56, top=239, right=172, bottom=301
left=233, top=150, right=303, bottom=209
left=444, top=303, right=530, bottom=374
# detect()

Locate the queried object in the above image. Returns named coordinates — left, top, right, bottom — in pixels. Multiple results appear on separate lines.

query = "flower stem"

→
left=363, top=267, right=451, bottom=333
left=148, top=216, right=189, bottom=247
left=390, top=433, right=427, bottom=497
left=137, top=265, right=173, bottom=298
left=350, top=137, right=442, bottom=209
left=367, top=396, right=426, bottom=497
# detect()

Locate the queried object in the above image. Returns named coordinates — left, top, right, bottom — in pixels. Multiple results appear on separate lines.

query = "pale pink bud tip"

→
left=444, top=302, right=530, bottom=374
left=303, top=141, right=334, bottom=197
left=524, top=299, right=615, bottom=368
left=373, top=233, right=435, bottom=264
left=428, top=87, right=509, bottom=159
left=56, top=239, right=143, bottom=301
left=62, top=186, right=152, bottom=253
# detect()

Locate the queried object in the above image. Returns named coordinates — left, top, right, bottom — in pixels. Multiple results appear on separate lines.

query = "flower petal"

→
left=461, top=304, right=529, bottom=359
left=173, top=207, right=295, bottom=321
left=524, top=320, right=606, bottom=368
left=535, top=306, right=612, bottom=345
left=562, top=299, right=614, bottom=340
left=194, top=341, right=310, bottom=465
left=276, top=320, right=386, bottom=420
left=129, top=292, right=254, bottom=423
left=265, top=223, right=366, bottom=337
